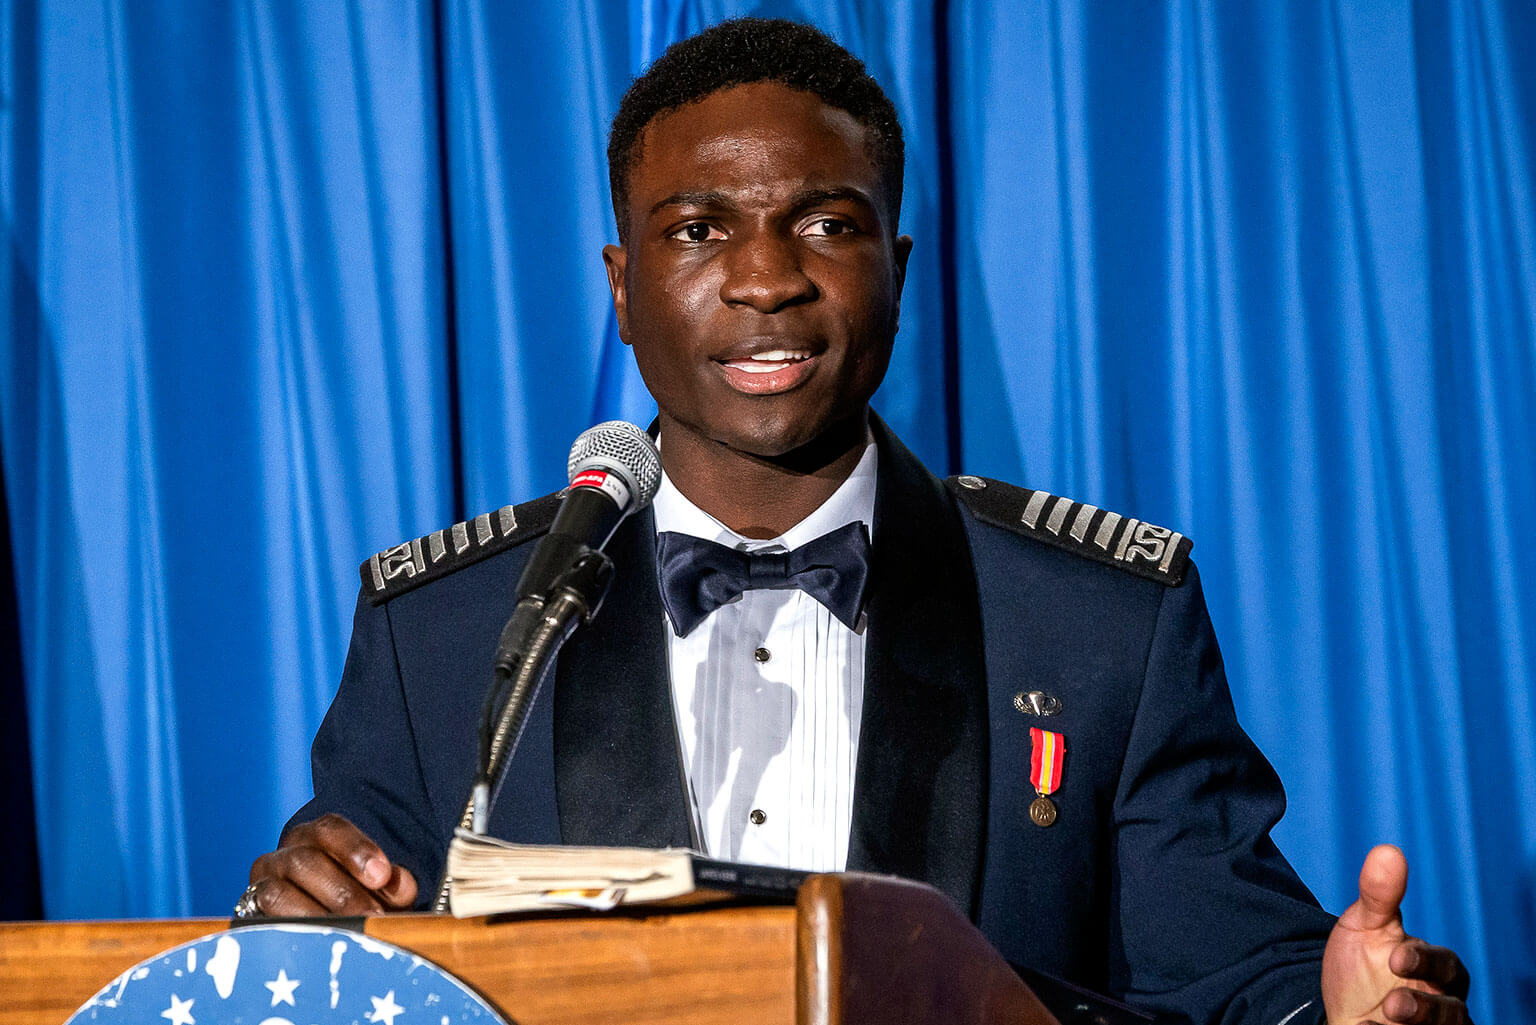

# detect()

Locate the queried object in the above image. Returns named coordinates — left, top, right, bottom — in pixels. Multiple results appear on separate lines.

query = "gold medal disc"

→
left=1029, top=795, right=1058, bottom=827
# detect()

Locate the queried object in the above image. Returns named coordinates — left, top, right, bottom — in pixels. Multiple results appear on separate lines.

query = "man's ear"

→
left=602, top=243, right=631, bottom=344
left=892, top=234, right=914, bottom=330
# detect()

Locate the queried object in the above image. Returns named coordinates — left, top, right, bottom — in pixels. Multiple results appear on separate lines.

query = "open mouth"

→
left=714, top=348, right=820, bottom=395
left=718, top=349, right=813, bottom=374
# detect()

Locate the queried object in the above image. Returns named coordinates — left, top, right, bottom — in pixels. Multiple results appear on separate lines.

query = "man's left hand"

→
left=1322, top=844, right=1471, bottom=1025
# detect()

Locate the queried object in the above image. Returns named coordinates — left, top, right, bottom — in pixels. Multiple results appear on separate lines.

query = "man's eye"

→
left=803, top=218, right=854, bottom=237
left=671, top=222, right=723, bottom=242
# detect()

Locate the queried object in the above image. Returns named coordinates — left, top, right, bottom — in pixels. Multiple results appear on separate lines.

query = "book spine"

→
left=689, top=858, right=809, bottom=899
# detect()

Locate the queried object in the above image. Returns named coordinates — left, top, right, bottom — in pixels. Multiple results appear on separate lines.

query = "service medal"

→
left=1029, top=726, right=1065, bottom=828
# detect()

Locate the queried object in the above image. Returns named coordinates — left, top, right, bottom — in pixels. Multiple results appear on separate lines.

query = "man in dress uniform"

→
left=246, top=18, right=1471, bottom=1025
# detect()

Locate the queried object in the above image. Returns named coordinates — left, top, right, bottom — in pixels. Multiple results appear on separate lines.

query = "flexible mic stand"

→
left=432, top=550, right=615, bottom=913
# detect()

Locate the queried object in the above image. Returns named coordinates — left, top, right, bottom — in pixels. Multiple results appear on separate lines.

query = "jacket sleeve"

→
left=1110, top=564, right=1333, bottom=1025
left=284, top=590, right=446, bottom=901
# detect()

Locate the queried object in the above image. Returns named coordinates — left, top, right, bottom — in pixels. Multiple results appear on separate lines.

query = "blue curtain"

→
left=2, top=2, right=1531, bottom=1022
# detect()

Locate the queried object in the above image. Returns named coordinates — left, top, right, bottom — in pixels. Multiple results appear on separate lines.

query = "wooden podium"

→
left=0, top=873, right=1056, bottom=1025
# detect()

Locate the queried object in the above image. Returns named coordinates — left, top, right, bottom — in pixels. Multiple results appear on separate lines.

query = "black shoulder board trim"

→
left=359, top=492, right=563, bottom=605
left=945, top=475, right=1193, bottom=587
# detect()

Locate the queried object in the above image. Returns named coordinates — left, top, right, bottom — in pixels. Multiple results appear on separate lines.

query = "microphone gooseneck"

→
left=433, top=421, right=660, bottom=913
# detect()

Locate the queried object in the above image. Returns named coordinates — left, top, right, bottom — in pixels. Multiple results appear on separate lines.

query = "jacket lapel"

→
left=553, top=508, right=693, bottom=848
left=847, top=419, right=989, bottom=917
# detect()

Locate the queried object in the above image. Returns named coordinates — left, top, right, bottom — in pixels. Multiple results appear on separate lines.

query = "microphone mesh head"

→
left=566, top=421, right=662, bottom=510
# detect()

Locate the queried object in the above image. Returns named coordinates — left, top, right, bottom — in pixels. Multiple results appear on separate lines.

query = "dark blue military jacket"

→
left=293, top=419, right=1334, bottom=1025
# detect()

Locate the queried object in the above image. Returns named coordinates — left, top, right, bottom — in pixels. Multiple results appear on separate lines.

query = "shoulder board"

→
left=359, top=492, right=562, bottom=605
left=945, top=475, right=1193, bottom=587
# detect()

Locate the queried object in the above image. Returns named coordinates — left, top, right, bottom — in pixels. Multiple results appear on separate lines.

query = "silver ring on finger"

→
left=233, top=882, right=263, bottom=919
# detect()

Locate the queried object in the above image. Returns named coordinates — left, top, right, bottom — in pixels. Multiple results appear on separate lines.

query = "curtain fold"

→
left=2, top=0, right=456, bottom=915
left=2, top=2, right=1531, bottom=1021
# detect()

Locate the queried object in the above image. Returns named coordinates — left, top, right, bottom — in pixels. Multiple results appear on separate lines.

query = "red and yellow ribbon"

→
left=1029, top=727, right=1064, bottom=796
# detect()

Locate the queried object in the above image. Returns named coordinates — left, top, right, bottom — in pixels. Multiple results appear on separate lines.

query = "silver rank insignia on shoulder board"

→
left=360, top=492, right=562, bottom=605
left=945, top=476, right=1193, bottom=587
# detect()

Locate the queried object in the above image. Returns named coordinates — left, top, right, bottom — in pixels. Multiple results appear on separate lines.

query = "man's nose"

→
left=718, top=232, right=818, bottom=312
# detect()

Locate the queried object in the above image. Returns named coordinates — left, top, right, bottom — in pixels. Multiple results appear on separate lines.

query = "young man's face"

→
left=604, top=81, right=911, bottom=464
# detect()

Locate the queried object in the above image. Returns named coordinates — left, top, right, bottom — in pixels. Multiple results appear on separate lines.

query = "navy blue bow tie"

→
left=656, top=521, right=873, bottom=637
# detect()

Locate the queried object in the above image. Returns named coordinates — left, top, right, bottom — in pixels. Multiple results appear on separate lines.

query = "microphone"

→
left=512, top=420, right=663, bottom=607
left=487, top=419, right=661, bottom=782
left=434, top=421, right=661, bottom=912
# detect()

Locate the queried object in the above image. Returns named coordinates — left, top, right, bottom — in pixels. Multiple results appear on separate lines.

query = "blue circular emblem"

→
left=66, top=923, right=510, bottom=1025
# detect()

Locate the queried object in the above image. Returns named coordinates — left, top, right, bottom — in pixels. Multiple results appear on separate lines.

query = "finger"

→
left=1391, top=941, right=1471, bottom=1000
left=377, top=864, right=419, bottom=909
left=267, top=844, right=387, bottom=915
left=1348, top=844, right=1409, bottom=932
left=249, top=876, right=330, bottom=918
left=1382, top=988, right=1469, bottom=1025
left=293, top=814, right=394, bottom=890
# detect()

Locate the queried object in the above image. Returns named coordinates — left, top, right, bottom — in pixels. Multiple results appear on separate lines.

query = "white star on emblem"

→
left=265, top=968, right=300, bottom=1006
left=367, top=989, right=405, bottom=1025
left=160, top=993, right=196, bottom=1025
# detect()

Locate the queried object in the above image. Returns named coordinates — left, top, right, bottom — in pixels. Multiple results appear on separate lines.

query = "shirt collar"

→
left=651, top=435, right=878, bottom=551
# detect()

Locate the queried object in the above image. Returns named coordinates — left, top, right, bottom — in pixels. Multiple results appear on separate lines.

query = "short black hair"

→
left=607, top=17, right=905, bottom=241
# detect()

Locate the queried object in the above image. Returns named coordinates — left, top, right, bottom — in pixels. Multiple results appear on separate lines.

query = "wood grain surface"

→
left=0, top=907, right=796, bottom=1025
left=796, top=874, right=1060, bottom=1025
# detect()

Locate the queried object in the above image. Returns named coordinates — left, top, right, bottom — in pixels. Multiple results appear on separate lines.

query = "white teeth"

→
left=720, top=350, right=811, bottom=374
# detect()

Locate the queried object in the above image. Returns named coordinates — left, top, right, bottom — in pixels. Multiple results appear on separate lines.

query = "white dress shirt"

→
left=651, top=441, right=877, bottom=872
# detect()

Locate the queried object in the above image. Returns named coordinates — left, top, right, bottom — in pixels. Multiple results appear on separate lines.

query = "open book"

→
left=445, top=829, right=810, bottom=917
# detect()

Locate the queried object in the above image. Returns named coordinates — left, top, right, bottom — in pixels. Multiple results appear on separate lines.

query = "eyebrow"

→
left=648, top=186, right=879, bottom=220
left=787, top=187, right=878, bottom=213
left=649, top=190, right=736, bottom=217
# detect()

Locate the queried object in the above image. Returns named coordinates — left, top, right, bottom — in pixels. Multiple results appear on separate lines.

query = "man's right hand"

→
left=246, top=814, right=419, bottom=916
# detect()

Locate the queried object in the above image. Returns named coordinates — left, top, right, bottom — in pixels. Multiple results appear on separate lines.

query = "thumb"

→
left=378, top=863, right=418, bottom=909
left=1343, top=843, right=1408, bottom=932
